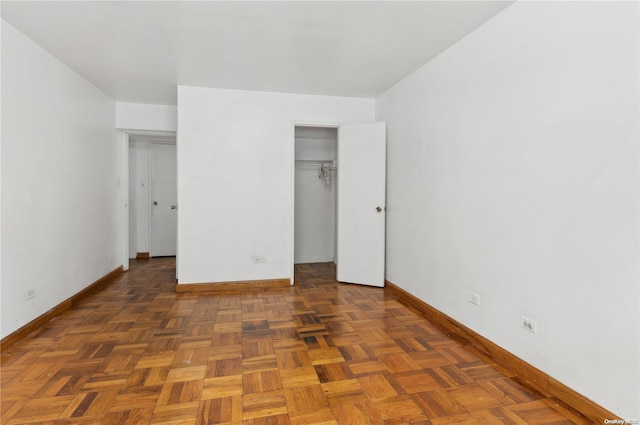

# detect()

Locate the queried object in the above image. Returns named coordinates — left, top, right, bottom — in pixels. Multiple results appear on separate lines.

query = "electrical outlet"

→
left=468, top=292, right=480, bottom=306
left=25, top=287, right=35, bottom=301
left=521, top=316, right=537, bottom=334
left=251, top=255, right=266, bottom=264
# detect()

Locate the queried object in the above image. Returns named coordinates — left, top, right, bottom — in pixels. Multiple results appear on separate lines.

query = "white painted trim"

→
left=290, top=123, right=295, bottom=286
left=147, top=141, right=153, bottom=257
left=116, top=129, right=176, bottom=138
left=120, top=132, right=130, bottom=271
left=290, top=121, right=340, bottom=286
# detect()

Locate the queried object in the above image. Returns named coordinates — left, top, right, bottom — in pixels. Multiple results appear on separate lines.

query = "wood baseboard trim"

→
left=1, top=266, right=124, bottom=351
left=384, top=279, right=619, bottom=424
left=136, top=252, right=150, bottom=259
left=176, top=278, right=290, bottom=293
left=70, top=266, right=124, bottom=306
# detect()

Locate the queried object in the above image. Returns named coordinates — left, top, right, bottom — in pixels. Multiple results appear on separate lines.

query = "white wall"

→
left=116, top=102, right=177, bottom=133
left=376, top=1, right=639, bottom=418
left=295, top=127, right=337, bottom=263
left=1, top=21, right=120, bottom=337
left=0, top=20, right=3, bottom=333
left=177, top=86, right=374, bottom=284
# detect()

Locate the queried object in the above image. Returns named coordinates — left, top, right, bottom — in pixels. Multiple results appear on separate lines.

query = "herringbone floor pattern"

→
left=1, top=258, right=591, bottom=424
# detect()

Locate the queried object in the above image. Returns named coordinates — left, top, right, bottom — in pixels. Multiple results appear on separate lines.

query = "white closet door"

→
left=336, top=122, right=386, bottom=287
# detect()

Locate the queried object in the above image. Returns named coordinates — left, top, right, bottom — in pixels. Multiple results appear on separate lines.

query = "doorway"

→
left=294, top=126, right=338, bottom=264
left=291, top=122, right=387, bottom=287
left=128, top=134, right=177, bottom=259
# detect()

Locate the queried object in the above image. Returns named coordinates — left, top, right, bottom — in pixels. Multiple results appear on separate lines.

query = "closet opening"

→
left=294, top=126, right=338, bottom=265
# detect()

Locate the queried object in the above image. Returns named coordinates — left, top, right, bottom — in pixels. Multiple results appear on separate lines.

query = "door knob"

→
left=376, top=206, right=383, bottom=212
left=171, top=205, right=177, bottom=210
left=153, top=201, right=158, bottom=206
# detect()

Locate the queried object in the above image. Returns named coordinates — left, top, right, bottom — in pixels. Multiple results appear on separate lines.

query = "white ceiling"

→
left=1, top=1, right=512, bottom=105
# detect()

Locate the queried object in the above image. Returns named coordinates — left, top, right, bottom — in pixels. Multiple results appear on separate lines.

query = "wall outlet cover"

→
left=521, top=316, right=537, bottom=334
left=251, top=255, right=266, bottom=264
left=25, top=287, right=35, bottom=300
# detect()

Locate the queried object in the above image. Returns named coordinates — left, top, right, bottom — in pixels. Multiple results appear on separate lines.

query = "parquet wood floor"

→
left=1, top=258, right=592, bottom=425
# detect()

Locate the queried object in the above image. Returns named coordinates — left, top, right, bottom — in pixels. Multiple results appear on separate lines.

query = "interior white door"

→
left=150, top=143, right=177, bottom=257
left=336, top=122, right=386, bottom=287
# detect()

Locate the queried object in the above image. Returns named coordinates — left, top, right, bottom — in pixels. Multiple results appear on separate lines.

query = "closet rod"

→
left=295, top=159, right=335, bottom=163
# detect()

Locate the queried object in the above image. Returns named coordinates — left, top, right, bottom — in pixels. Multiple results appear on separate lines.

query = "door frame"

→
left=290, top=122, right=340, bottom=285
left=119, top=130, right=176, bottom=271
left=120, top=132, right=130, bottom=271
left=149, top=141, right=177, bottom=258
